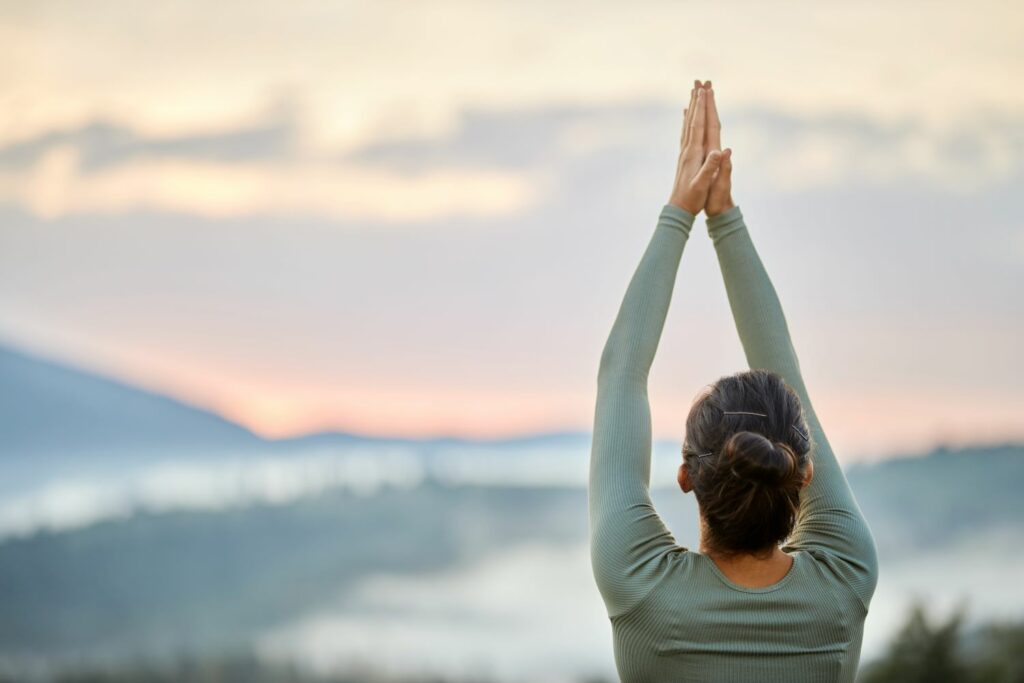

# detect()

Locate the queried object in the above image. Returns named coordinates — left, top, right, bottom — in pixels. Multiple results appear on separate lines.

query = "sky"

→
left=1, top=0, right=1022, bottom=460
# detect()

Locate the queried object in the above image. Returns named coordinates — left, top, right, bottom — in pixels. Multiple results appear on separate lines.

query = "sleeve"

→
left=588, top=203, right=694, bottom=619
left=707, top=205, right=879, bottom=610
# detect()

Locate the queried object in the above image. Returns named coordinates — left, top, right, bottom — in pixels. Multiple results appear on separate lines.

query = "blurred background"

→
left=1, top=1, right=1022, bottom=681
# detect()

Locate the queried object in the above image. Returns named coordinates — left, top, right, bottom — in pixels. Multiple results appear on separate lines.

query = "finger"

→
left=681, top=85, right=699, bottom=147
left=706, top=88, right=722, bottom=152
left=685, top=88, right=707, bottom=164
left=693, top=149, right=723, bottom=189
left=711, top=147, right=732, bottom=190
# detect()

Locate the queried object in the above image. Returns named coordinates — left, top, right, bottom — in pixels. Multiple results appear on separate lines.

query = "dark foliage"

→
left=859, top=602, right=1024, bottom=683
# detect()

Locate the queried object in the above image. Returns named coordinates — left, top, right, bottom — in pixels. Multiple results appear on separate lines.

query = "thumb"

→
left=713, top=148, right=733, bottom=187
left=694, top=150, right=723, bottom=189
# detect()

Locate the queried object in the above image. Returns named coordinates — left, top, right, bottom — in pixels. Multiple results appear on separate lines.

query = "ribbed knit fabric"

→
left=589, top=203, right=879, bottom=682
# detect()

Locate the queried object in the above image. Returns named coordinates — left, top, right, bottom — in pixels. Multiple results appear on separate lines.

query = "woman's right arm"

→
left=708, top=205, right=879, bottom=611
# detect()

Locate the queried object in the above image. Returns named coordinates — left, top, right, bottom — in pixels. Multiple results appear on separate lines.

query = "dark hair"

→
left=682, top=368, right=814, bottom=557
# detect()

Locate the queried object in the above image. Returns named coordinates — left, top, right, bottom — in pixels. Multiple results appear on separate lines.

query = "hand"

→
left=703, top=84, right=735, bottom=218
left=668, top=80, right=725, bottom=215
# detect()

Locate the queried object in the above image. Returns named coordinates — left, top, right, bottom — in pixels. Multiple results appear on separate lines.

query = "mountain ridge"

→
left=0, top=340, right=598, bottom=455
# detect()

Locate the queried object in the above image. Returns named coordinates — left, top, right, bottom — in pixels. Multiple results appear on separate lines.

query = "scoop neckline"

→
left=700, top=549, right=802, bottom=593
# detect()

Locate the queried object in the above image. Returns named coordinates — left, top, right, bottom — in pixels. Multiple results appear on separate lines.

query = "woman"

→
left=589, top=80, right=879, bottom=682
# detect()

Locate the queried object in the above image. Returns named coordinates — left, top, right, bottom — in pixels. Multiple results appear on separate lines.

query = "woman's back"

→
left=610, top=551, right=866, bottom=682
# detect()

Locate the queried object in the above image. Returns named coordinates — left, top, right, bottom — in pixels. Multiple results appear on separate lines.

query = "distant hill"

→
left=0, top=342, right=264, bottom=456
left=846, top=442, right=1024, bottom=553
left=0, top=479, right=586, bottom=660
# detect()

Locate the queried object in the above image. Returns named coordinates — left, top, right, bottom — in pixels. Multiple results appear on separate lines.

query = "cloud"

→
left=344, top=100, right=1024, bottom=194
left=0, top=97, right=540, bottom=223
left=340, top=102, right=659, bottom=172
left=2, top=95, right=1020, bottom=225
left=0, top=145, right=535, bottom=223
left=0, top=103, right=299, bottom=173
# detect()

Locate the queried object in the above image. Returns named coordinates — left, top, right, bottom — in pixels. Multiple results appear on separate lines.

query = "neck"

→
left=698, top=520, right=781, bottom=564
left=701, top=544, right=783, bottom=564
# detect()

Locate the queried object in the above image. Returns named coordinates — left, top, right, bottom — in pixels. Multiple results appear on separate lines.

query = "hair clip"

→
left=688, top=412, right=807, bottom=461
left=722, top=410, right=807, bottom=442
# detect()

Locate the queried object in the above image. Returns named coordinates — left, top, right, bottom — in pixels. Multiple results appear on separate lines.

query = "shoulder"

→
left=793, top=545, right=879, bottom=613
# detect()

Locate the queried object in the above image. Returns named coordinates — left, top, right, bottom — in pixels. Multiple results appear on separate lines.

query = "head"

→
left=677, top=369, right=815, bottom=558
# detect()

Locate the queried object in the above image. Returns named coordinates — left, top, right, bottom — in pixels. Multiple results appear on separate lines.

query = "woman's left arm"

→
left=589, top=81, right=722, bottom=618
left=588, top=203, right=695, bottom=618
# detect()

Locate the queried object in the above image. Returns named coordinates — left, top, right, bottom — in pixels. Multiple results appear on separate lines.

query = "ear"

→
left=802, top=459, right=814, bottom=489
left=678, top=462, right=693, bottom=493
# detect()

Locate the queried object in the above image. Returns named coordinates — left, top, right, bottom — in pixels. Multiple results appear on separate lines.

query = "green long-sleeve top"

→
left=589, top=203, right=879, bottom=682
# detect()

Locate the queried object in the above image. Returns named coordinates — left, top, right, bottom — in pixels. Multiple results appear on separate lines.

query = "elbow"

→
left=852, top=524, right=881, bottom=606
left=864, top=528, right=881, bottom=587
left=857, top=533, right=881, bottom=612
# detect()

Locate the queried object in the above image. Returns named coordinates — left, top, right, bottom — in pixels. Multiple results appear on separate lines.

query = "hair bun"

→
left=723, top=431, right=800, bottom=487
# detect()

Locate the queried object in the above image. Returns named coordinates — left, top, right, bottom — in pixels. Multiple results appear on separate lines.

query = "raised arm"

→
left=589, top=82, right=724, bottom=618
left=589, top=204, right=693, bottom=618
left=701, top=87, right=878, bottom=609
left=707, top=206, right=878, bottom=608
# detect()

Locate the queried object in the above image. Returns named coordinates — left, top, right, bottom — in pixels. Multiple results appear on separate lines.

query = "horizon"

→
left=4, top=336, right=1020, bottom=465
